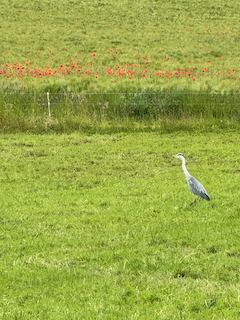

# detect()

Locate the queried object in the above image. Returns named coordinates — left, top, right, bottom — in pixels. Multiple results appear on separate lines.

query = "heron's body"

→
left=187, top=176, right=210, bottom=201
left=173, top=153, right=210, bottom=204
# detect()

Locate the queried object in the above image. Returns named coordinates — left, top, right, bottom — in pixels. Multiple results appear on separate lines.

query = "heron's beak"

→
left=172, top=154, right=176, bottom=158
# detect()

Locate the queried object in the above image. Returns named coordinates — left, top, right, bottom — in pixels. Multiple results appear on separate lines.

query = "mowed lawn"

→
left=0, top=131, right=239, bottom=319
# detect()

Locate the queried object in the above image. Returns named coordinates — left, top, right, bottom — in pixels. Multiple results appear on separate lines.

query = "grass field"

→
left=1, top=0, right=240, bottom=92
left=0, top=132, right=239, bottom=319
left=1, top=0, right=240, bottom=131
left=0, top=2, right=240, bottom=317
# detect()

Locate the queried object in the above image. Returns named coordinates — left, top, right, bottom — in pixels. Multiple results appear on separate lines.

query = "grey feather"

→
left=188, top=176, right=210, bottom=201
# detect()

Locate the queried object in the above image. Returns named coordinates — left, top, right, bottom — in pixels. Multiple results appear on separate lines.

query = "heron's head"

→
left=172, top=153, right=185, bottom=160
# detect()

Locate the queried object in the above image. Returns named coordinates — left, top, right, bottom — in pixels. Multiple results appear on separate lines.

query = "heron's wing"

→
left=188, top=176, right=210, bottom=201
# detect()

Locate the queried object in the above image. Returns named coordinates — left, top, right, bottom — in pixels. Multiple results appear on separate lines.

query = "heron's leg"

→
left=190, top=196, right=202, bottom=206
left=190, top=197, right=197, bottom=206
left=190, top=195, right=201, bottom=206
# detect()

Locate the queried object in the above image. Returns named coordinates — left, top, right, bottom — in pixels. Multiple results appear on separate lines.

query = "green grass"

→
left=1, top=0, right=240, bottom=91
left=1, top=0, right=240, bottom=130
left=1, top=2, right=240, bottom=318
left=1, top=91, right=240, bottom=134
left=0, top=132, right=240, bottom=319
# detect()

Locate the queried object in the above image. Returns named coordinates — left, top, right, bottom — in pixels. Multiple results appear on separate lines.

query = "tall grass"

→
left=1, top=89, right=240, bottom=133
left=1, top=0, right=240, bottom=131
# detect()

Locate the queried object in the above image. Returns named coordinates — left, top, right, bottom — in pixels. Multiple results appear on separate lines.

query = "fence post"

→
left=47, top=92, right=51, bottom=117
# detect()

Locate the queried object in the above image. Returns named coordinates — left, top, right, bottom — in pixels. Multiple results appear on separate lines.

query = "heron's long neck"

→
left=181, top=157, right=191, bottom=180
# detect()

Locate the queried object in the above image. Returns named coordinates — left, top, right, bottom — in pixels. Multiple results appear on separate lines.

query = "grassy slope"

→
left=0, top=132, right=239, bottom=319
left=1, top=0, right=240, bottom=91
left=1, top=0, right=239, bottom=60
left=1, top=0, right=240, bottom=131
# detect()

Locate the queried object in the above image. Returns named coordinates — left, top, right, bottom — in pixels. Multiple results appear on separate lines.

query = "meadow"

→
left=1, top=0, right=240, bottom=132
left=0, top=132, right=240, bottom=319
left=0, top=1, right=240, bottom=319
left=1, top=0, right=240, bottom=93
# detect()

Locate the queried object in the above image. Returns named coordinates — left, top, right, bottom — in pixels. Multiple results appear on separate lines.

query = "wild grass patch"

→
left=1, top=0, right=240, bottom=132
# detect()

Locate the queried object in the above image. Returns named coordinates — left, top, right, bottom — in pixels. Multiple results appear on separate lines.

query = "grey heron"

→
left=172, top=153, right=210, bottom=205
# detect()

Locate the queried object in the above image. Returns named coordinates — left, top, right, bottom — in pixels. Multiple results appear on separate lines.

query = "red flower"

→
left=192, top=78, right=196, bottom=81
left=142, top=73, right=146, bottom=77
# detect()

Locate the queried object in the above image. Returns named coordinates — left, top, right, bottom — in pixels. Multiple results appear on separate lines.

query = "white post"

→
left=47, top=92, right=51, bottom=117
